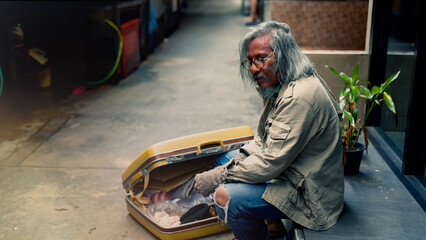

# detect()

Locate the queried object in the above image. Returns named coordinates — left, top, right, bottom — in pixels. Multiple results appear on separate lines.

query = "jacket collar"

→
left=274, top=81, right=294, bottom=107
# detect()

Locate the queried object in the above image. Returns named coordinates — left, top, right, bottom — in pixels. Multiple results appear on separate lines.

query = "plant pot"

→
left=344, top=142, right=366, bottom=175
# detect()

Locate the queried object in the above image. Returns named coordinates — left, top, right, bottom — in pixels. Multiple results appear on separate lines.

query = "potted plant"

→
left=326, top=63, right=400, bottom=175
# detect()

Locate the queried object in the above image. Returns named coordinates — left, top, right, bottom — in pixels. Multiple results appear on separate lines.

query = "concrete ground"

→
left=1, top=1, right=257, bottom=239
left=1, top=0, right=425, bottom=240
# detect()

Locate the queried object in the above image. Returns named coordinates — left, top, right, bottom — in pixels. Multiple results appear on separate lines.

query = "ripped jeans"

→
left=212, top=150, right=288, bottom=240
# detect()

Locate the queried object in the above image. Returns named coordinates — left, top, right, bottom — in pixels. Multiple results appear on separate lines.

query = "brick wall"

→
left=270, top=0, right=369, bottom=50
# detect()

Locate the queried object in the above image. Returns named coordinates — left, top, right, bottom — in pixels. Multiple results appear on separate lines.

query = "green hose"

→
left=85, top=19, right=123, bottom=85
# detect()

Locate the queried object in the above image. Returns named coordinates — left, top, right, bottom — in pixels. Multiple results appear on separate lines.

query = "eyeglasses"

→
left=241, top=52, right=274, bottom=71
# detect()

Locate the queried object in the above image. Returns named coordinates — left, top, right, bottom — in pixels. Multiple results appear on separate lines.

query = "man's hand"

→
left=194, top=165, right=227, bottom=197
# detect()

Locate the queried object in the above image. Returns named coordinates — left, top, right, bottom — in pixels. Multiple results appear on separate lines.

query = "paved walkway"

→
left=0, top=1, right=255, bottom=239
left=1, top=0, right=425, bottom=239
left=303, top=129, right=426, bottom=239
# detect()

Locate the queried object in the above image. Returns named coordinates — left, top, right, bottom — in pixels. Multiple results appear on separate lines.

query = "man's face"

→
left=247, top=34, right=279, bottom=89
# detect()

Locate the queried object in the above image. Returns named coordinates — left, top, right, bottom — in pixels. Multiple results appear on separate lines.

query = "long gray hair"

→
left=239, top=21, right=316, bottom=86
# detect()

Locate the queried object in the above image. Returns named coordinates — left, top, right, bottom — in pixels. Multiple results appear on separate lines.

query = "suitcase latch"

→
left=197, top=140, right=225, bottom=155
left=198, top=146, right=225, bottom=155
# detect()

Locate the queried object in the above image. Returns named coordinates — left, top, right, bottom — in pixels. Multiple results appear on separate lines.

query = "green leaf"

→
left=339, top=88, right=350, bottom=101
left=383, top=92, right=396, bottom=114
left=326, top=65, right=339, bottom=77
left=339, top=99, right=346, bottom=111
left=350, top=85, right=360, bottom=103
left=339, top=72, right=352, bottom=86
left=359, top=85, right=372, bottom=99
left=374, top=99, right=381, bottom=107
left=351, top=63, right=359, bottom=85
left=354, top=86, right=361, bottom=102
left=381, top=70, right=400, bottom=91
left=352, top=106, right=358, bottom=123
left=343, top=109, right=355, bottom=128
left=371, top=86, right=381, bottom=95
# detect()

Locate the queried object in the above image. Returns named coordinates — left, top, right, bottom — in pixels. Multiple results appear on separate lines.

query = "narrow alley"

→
left=0, top=0, right=258, bottom=239
left=1, top=0, right=425, bottom=240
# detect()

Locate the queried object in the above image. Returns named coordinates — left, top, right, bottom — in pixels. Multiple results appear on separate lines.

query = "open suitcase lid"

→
left=121, top=126, right=254, bottom=192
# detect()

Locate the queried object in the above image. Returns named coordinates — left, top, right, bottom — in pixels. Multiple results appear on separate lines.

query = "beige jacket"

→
left=226, top=74, right=344, bottom=231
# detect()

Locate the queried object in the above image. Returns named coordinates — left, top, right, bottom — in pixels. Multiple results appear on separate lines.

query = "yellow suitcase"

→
left=122, top=126, right=254, bottom=240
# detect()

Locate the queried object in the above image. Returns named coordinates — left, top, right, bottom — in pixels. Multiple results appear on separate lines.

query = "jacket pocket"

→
left=263, top=120, right=291, bottom=156
left=306, top=179, right=343, bottom=225
left=269, top=121, right=291, bottom=140
left=288, top=182, right=312, bottom=218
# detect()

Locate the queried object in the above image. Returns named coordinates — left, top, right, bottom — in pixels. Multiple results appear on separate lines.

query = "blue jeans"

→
left=212, top=150, right=288, bottom=240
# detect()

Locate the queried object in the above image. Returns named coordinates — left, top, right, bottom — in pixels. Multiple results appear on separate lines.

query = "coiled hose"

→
left=85, top=19, right=123, bottom=85
left=0, top=19, right=121, bottom=95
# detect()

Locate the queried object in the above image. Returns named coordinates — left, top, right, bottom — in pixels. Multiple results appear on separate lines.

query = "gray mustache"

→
left=254, top=75, right=270, bottom=85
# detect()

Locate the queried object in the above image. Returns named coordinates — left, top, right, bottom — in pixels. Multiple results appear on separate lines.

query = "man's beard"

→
left=256, top=85, right=278, bottom=98
left=254, top=75, right=279, bottom=98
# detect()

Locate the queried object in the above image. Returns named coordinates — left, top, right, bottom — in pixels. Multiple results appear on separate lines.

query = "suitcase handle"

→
left=197, top=140, right=225, bottom=155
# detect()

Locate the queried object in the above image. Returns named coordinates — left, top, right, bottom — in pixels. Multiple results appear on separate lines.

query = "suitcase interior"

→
left=121, top=126, right=254, bottom=240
